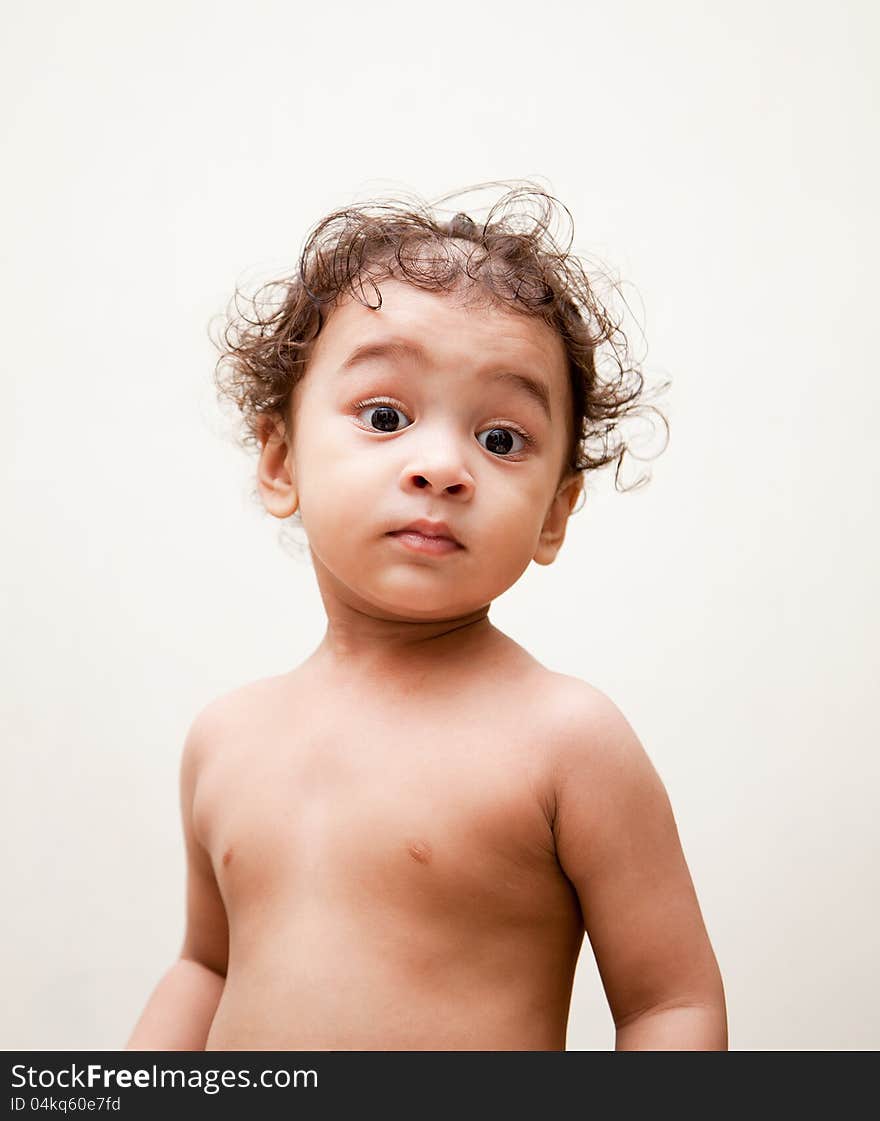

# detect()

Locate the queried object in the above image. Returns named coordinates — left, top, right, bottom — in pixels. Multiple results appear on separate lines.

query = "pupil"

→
left=486, top=428, right=514, bottom=454
left=372, top=406, right=399, bottom=432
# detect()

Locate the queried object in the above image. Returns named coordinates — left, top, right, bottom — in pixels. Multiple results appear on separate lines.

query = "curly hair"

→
left=211, top=179, right=669, bottom=501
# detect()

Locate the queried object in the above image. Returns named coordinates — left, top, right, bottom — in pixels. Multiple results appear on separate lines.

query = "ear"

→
left=533, top=473, right=583, bottom=566
left=256, top=418, right=299, bottom=519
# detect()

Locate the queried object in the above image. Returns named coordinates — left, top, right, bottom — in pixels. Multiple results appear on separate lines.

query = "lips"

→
left=388, top=518, right=463, bottom=546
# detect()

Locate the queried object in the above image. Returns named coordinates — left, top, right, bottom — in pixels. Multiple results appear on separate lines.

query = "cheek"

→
left=293, top=409, right=360, bottom=490
left=494, top=470, right=554, bottom=530
left=293, top=419, right=380, bottom=547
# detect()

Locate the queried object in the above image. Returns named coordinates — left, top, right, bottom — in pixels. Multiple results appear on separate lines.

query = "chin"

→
left=379, top=598, right=469, bottom=621
left=367, top=585, right=476, bottom=620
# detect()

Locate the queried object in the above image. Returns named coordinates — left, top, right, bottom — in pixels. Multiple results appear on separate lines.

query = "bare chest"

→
left=192, top=688, right=573, bottom=938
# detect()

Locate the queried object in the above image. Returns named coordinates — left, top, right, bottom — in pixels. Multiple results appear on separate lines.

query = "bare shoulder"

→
left=525, top=669, right=648, bottom=768
left=180, top=672, right=291, bottom=775
left=524, top=670, right=665, bottom=827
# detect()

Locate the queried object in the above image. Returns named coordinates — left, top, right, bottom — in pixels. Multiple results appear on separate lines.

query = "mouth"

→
left=386, top=520, right=464, bottom=555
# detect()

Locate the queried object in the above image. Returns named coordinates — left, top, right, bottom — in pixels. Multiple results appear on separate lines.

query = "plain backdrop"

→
left=2, top=0, right=878, bottom=1051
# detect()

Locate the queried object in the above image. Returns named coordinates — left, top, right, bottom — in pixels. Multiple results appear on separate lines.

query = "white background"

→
left=2, top=0, right=877, bottom=1050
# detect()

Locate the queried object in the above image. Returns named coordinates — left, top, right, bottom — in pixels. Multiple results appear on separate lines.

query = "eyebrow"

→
left=339, top=337, right=553, bottom=421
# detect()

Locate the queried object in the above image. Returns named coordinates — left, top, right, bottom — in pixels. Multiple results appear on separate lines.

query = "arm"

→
left=551, top=685, right=727, bottom=1051
left=127, top=710, right=230, bottom=1050
left=125, top=959, right=224, bottom=1051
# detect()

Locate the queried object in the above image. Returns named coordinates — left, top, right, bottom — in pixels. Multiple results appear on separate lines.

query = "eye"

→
left=477, top=426, right=529, bottom=457
left=354, top=399, right=413, bottom=433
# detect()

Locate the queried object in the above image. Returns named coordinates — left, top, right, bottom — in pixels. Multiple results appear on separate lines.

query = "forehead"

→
left=308, top=279, right=570, bottom=399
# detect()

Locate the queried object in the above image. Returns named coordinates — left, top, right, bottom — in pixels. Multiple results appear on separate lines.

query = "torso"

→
left=197, top=650, right=586, bottom=1050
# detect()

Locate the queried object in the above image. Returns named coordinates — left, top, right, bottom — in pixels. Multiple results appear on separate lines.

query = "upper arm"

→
left=178, top=706, right=229, bottom=978
left=551, top=684, right=724, bottom=1027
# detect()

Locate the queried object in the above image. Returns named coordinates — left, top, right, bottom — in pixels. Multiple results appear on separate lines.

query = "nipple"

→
left=406, top=839, right=432, bottom=865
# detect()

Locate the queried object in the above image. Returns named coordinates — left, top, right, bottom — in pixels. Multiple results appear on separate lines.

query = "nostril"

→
left=414, top=477, right=429, bottom=488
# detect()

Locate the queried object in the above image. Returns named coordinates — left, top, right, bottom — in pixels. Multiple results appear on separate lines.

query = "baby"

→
left=127, top=184, right=727, bottom=1051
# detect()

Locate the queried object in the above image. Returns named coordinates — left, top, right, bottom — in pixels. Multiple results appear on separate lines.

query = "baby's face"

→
left=266, top=279, right=581, bottom=620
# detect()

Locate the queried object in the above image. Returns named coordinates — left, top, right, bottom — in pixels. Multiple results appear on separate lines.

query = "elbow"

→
left=614, top=979, right=728, bottom=1051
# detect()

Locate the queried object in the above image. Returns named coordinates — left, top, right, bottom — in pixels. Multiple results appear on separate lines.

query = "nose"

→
left=399, top=437, right=475, bottom=498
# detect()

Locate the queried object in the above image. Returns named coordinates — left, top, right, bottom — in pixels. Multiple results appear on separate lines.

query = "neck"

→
left=303, top=555, right=506, bottom=686
left=312, top=604, right=497, bottom=680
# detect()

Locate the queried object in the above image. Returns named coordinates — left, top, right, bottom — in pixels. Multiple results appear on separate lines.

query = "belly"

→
left=205, top=902, right=583, bottom=1050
